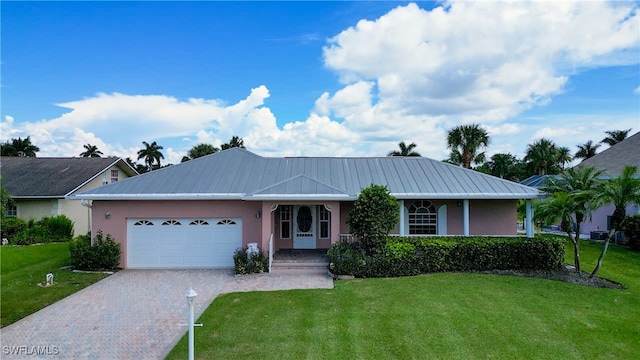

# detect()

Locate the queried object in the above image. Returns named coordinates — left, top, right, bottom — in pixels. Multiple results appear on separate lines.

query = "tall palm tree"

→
left=574, top=140, right=600, bottom=161
left=387, top=141, right=420, bottom=157
left=601, top=129, right=631, bottom=146
left=555, top=146, right=573, bottom=170
left=184, top=143, right=218, bottom=161
left=1, top=137, right=40, bottom=157
left=220, top=136, right=245, bottom=150
left=524, top=138, right=557, bottom=175
left=590, top=166, right=640, bottom=277
left=446, top=124, right=490, bottom=169
left=137, top=141, right=165, bottom=171
left=539, top=166, right=604, bottom=274
left=79, top=144, right=103, bottom=158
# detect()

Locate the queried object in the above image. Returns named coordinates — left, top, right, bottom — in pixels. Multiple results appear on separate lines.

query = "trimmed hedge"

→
left=9, top=215, right=75, bottom=245
left=328, top=236, right=564, bottom=278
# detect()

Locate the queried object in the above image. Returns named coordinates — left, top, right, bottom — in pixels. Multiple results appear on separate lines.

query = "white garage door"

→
left=127, top=218, right=242, bottom=268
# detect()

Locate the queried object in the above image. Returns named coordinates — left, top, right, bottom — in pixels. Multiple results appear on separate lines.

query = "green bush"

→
left=233, top=246, right=268, bottom=275
left=69, top=230, right=121, bottom=270
left=9, top=215, right=74, bottom=245
left=621, top=215, right=640, bottom=251
left=347, top=184, right=400, bottom=253
left=44, top=215, right=75, bottom=242
left=328, top=236, right=565, bottom=278
left=1, top=217, right=27, bottom=243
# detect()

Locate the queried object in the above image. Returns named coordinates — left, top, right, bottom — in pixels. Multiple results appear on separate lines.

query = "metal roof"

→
left=70, top=148, right=541, bottom=201
left=1, top=157, right=138, bottom=198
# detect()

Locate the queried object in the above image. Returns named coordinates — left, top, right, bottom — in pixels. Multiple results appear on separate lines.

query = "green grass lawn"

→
left=167, top=238, right=640, bottom=360
left=0, top=242, right=109, bottom=327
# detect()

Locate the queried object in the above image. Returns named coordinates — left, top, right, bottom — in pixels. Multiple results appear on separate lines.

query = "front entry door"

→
left=293, top=205, right=316, bottom=249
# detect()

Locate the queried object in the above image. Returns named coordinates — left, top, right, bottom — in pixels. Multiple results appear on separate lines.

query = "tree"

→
left=446, top=124, right=490, bottom=169
left=183, top=143, right=219, bottom=162
left=79, top=144, right=103, bottom=158
left=0, top=136, right=40, bottom=157
left=555, top=146, right=573, bottom=170
left=346, top=184, right=400, bottom=253
left=538, top=166, right=604, bottom=274
left=601, top=129, right=631, bottom=146
left=220, top=136, right=245, bottom=150
left=486, top=153, right=517, bottom=179
left=590, top=166, right=640, bottom=277
left=524, top=138, right=558, bottom=175
left=574, top=140, right=600, bottom=161
left=136, top=141, right=165, bottom=171
left=388, top=141, right=420, bottom=157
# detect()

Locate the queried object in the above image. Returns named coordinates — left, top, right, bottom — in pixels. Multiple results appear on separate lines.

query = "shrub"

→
left=1, top=217, right=27, bottom=243
left=45, top=215, right=74, bottom=242
left=621, top=215, right=640, bottom=251
left=9, top=215, right=75, bottom=245
left=328, top=235, right=564, bottom=278
left=347, top=184, right=399, bottom=253
left=69, top=230, right=121, bottom=270
left=233, top=246, right=268, bottom=275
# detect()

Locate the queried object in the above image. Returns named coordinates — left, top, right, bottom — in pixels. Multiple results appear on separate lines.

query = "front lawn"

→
left=167, top=238, right=640, bottom=359
left=0, top=242, right=109, bottom=327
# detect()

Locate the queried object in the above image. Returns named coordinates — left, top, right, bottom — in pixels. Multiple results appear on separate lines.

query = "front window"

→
left=319, top=205, right=330, bottom=239
left=280, top=205, right=292, bottom=239
left=408, top=200, right=437, bottom=234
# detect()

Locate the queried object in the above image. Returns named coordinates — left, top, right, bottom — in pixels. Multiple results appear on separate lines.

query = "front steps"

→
left=270, top=250, right=329, bottom=275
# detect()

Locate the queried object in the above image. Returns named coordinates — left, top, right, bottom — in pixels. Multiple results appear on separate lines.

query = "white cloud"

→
left=634, top=86, right=640, bottom=95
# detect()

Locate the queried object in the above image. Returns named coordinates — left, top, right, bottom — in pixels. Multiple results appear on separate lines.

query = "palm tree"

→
left=137, top=141, right=165, bottom=171
left=524, top=138, right=557, bottom=175
left=1, top=137, right=40, bottom=157
left=555, top=146, right=573, bottom=170
left=184, top=143, right=218, bottom=162
left=446, top=124, right=490, bottom=169
left=539, top=166, right=604, bottom=274
left=574, top=140, right=600, bottom=161
left=387, top=141, right=420, bottom=156
left=590, top=166, right=640, bottom=277
left=601, top=129, right=631, bottom=146
left=79, top=144, right=103, bottom=158
left=487, top=153, right=517, bottom=179
left=220, top=136, right=245, bottom=150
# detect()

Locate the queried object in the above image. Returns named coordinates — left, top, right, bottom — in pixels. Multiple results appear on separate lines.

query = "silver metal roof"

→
left=70, top=148, right=541, bottom=201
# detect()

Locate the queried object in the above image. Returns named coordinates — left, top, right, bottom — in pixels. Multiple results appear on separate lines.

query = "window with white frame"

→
left=5, top=205, right=17, bottom=218
left=408, top=200, right=437, bottom=234
left=280, top=205, right=292, bottom=239
left=102, top=173, right=108, bottom=185
left=110, top=169, right=119, bottom=183
left=318, top=205, right=330, bottom=239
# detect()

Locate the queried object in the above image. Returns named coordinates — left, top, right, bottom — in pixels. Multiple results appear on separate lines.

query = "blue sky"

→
left=2, top=1, right=639, bottom=166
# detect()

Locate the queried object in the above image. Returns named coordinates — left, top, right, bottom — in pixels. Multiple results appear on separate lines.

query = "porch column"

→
left=463, top=199, right=470, bottom=236
left=399, top=200, right=405, bottom=236
left=261, top=202, right=274, bottom=251
left=525, top=199, right=534, bottom=238
left=330, top=202, right=341, bottom=244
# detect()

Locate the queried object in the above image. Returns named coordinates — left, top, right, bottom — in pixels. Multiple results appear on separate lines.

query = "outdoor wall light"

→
left=256, top=210, right=261, bottom=219
left=105, top=211, right=111, bottom=219
left=456, top=201, right=462, bottom=207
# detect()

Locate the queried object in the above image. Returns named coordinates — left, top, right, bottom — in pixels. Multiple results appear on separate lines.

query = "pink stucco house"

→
left=70, top=148, right=540, bottom=268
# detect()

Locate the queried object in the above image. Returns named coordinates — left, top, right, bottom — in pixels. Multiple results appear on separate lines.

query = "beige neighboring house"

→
left=1, top=157, right=138, bottom=236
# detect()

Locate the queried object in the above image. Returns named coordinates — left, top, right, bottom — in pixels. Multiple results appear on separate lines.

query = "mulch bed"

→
left=479, top=266, right=625, bottom=289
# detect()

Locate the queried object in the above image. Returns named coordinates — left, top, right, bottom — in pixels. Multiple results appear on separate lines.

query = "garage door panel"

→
left=127, top=218, right=242, bottom=268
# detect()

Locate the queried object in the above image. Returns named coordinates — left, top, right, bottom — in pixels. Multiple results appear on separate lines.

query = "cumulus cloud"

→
left=2, top=1, right=638, bottom=162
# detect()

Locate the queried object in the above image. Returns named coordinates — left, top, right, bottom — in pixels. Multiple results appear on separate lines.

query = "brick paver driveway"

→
left=0, top=269, right=332, bottom=359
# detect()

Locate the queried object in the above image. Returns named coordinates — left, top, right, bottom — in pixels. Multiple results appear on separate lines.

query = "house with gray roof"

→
left=70, top=148, right=540, bottom=269
left=1, top=157, right=138, bottom=236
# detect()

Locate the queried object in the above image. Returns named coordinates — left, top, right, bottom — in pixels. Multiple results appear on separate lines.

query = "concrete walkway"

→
left=0, top=269, right=333, bottom=359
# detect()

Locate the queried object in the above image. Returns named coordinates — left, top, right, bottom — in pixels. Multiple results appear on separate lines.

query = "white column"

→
left=526, top=199, right=534, bottom=238
left=399, top=200, right=405, bottom=236
left=463, top=199, right=470, bottom=236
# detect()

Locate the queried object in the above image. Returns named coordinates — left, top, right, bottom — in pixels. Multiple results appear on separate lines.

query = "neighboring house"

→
left=1, top=157, right=138, bottom=236
left=70, top=148, right=541, bottom=269
left=521, top=131, right=640, bottom=236
left=579, top=131, right=640, bottom=235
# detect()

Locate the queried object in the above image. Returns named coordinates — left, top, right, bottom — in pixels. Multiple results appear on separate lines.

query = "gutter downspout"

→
left=80, top=199, right=93, bottom=245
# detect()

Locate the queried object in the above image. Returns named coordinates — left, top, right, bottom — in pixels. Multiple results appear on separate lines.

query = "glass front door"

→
left=293, top=205, right=316, bottom=249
